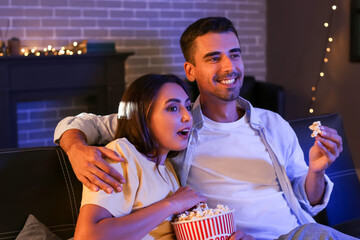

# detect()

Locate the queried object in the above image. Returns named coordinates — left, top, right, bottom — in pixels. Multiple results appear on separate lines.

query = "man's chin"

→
left=215, top=90, right=241, bottom=102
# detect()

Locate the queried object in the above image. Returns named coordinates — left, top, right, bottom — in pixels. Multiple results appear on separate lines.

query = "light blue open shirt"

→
left=54, top=96, right=333, bottom=226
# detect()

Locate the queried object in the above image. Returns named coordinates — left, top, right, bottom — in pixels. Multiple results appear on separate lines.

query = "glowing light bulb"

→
left=77, top=50, right=82, bottom=54
left=47, top=45, right=52, bottom=51
left=328, top=37, right=333, bottom=42
left=332, top=5, right=337, bottom=10
left=326, top=48, right=331, bottom=52
left=312, top=86, right=316, bottom=91
left=320, top=72, right=324, bottom=77
left=73, top=42, right=78, bottom=47
left=324, top=22, right=329, bottom=27
left=309, top=108, right=314, bottom=113
left=312, top=97, right=316, bottom=101
left=324, top=58, right=328, bottom=62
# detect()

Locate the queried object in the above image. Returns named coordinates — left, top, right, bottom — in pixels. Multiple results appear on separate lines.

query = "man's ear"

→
left=184, top=61, right=196, bottom=82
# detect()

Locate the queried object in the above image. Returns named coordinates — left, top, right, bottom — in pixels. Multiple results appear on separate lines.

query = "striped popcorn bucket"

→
left=171, top=210, right=235, bottom=240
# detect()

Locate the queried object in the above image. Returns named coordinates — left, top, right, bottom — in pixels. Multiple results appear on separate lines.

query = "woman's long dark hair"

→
left=115, top=74, right=190, bottom=168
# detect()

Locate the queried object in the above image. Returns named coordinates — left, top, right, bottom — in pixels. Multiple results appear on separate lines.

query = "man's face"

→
left=185, top=32, right=244, bottom=104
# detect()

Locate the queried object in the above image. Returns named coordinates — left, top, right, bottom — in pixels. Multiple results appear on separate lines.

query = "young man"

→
left=55, top=17, right=353, bottom=239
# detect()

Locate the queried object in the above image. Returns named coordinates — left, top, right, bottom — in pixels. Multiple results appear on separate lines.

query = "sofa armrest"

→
left=0, top=146, right=82, bottom=239
left=288, top=113, right=360, bottom=237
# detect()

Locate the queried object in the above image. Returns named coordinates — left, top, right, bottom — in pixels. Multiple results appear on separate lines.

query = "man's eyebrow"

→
left=203, top=51, right=221, bottom=59
left=203, top=48, right=242, bottom=59
left=230, top=48, right=241, bottom=53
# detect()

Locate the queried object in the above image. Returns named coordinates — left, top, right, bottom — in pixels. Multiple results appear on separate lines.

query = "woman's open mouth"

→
left=177, top=128, right=190, bottom=138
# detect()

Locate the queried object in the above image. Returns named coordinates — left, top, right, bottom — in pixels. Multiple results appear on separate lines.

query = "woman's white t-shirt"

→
left=81, top=138, right=180, bottom=240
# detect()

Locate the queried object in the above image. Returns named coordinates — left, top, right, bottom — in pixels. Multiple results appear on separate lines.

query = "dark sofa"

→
left=0, top=78, right=359, bottom=239
left=0, top=147, right=82, bottom=240
left=1, top=113, right=359, bottom=239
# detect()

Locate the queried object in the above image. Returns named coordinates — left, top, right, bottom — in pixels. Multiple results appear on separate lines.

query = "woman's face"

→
left=149, top=82, right=193, bottom=157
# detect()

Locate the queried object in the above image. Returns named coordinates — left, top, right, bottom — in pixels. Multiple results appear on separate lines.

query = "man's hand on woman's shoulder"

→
left=60, top=129, right=125, bottom=193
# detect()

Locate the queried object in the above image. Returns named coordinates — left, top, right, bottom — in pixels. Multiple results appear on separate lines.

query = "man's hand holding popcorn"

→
left=306, top=121, right=343, bottom=205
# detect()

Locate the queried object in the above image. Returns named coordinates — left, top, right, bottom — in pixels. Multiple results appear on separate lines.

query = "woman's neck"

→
left=147, top=153, right=167, bottom=165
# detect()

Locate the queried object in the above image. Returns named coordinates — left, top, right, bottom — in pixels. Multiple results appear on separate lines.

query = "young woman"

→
left=74, top=74, right=206, bottom=240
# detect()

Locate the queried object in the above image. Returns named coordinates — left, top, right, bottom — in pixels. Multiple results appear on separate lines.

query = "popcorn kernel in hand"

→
left=309, top=121, right=322, bottom=138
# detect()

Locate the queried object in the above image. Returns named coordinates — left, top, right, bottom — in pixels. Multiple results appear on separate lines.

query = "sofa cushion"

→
left=15, top=214, right=61, bottom=240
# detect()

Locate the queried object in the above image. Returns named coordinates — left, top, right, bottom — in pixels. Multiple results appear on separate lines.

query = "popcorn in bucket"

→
left=172, top=203, right=236, bottom=240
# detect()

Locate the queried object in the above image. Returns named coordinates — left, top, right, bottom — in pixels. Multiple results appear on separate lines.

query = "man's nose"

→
left=221, top=55, right=235, bottom=73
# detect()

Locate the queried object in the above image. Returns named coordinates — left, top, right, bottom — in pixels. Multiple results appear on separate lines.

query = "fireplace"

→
left=0, top=52, right=133, bottom=148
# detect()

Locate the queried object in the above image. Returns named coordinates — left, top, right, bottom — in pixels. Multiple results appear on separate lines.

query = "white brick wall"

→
left=0, top=0, right=267, bottom=85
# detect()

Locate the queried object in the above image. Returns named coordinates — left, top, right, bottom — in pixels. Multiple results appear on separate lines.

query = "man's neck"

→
left=200, top=97, right=245, bottom=123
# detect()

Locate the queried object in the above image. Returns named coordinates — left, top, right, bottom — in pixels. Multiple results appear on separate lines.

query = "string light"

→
left=307, top=1, right=337, bottom=115
left=17, top=41, right=86, bottom=57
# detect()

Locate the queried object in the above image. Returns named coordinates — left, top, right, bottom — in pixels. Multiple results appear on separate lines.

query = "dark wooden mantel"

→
left=0, top=52, right=133, bottom=148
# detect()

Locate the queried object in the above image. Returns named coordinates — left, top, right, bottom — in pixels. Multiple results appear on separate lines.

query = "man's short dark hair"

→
left=180, top=17, right=239, bottom=64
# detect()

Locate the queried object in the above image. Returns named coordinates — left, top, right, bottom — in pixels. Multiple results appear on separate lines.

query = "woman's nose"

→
left=181, top=108, right=192, bottom=123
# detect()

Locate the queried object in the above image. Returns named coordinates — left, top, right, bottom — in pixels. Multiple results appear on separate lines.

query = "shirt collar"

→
left=192, top=96, right=264, bottom=130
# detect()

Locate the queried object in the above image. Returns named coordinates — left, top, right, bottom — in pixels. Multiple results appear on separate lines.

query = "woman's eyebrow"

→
left=165, top=98, right=181, bottom=104
left=165, top=97, right=191, bottom=104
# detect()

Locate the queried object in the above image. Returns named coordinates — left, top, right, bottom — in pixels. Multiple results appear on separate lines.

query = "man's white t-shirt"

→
left=187, top=113, right=299, bottom=240
left=81, top=138, right=180, bottom=240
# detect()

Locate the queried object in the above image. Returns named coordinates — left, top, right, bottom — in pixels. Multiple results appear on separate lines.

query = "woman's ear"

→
left=184, top=62, right=196, bottom=82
